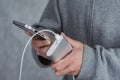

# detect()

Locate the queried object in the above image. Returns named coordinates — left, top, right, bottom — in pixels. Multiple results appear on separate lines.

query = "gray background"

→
left=0, top=0, right=62, bottom=80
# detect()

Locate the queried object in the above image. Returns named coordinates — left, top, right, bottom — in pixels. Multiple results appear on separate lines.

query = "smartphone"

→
left=12, top=20, right=47, bottom=40
left=13, top=20, right=72, bottom=63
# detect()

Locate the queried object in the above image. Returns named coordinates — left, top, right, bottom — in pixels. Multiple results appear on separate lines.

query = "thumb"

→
left=61, top=32, right=76, bottom=45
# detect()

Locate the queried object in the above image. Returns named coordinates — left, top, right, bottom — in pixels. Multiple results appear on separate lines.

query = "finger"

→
left=52, top=61, right=69, bottom=72
left=32, top=40, right=51, bottom=48
left=34, top=46, right=50, bottom=59
left=32, top=35, right=39, bottom=40
left=37, top=46, right=50, bottom=55
left=52, top=52, right=72, bottom=71
left=56, top=65, right=72, bottom=76
left=25, top=31, right=32, bottom=36
left=55, top=61, right=79, bottom=76
left=52, top=60, right=69, bottom=71
left=55, top=56, right=80, bottom=76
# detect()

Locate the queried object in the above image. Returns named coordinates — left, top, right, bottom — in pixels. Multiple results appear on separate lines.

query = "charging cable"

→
left=18, top=29, right=75, bottom=80
left=73, top=75, right=75, bottom=80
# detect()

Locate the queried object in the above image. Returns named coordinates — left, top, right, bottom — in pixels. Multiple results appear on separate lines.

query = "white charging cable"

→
left=73, top=75, right=75, bottom=80
left=19, top=29, right=58, bottom=80
left=18, top=29, right=75, bottom=80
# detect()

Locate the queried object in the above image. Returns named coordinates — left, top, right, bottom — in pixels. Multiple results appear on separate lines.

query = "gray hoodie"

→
left=32, top=0, right=120, bottom=80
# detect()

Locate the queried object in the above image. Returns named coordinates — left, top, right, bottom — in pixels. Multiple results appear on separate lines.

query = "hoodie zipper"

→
left=86, top=0, right=94, bottom=46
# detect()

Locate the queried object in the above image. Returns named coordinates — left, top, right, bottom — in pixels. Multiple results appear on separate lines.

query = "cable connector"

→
left=55, top=34, right=61, bottom=40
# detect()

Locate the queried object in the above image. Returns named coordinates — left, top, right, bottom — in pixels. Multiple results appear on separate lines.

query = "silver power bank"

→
left=46, top=35, right=72, bottom=62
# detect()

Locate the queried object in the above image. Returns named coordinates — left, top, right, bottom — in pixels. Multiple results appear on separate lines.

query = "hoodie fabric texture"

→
left=32, top=0, right=120, bottom=80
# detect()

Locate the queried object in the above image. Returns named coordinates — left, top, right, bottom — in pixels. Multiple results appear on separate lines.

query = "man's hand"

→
left=25, top=31, right=51, bottom=59
left=52, top=33, right=84, bottom=76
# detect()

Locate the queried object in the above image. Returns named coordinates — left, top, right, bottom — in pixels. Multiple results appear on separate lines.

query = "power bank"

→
left=46, top=35, right=72, bottom=62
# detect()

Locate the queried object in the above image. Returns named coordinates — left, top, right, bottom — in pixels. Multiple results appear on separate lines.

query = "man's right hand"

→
left=25, top=31, right=51, bottom=59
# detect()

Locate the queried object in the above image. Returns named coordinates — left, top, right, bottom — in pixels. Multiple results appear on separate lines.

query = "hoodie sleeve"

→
left=76, top=44, right=120, bottom=80
left=31, top=0, right=62, bottom=67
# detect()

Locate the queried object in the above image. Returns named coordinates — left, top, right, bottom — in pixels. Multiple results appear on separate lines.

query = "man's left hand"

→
left=52, top=32, right=84, bottom=76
